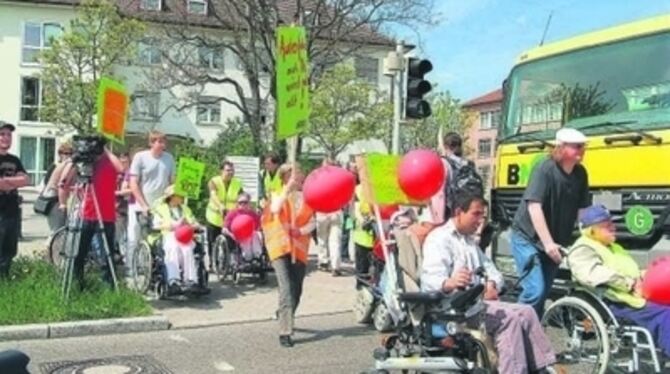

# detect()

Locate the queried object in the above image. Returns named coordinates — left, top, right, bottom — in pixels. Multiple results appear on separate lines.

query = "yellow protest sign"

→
left=174, top=158, right=206, bottom=200
left=358, top=153, right=422, bottom=205
left=96, top=77, right=128, bottom=145
left=276, top=26, right=310, bottom=140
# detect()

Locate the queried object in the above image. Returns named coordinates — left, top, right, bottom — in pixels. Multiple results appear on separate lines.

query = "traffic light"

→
left=405, top=58, right=433, bottom=119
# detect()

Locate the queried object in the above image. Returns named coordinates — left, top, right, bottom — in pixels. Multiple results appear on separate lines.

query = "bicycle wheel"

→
left=541, top=296, right=610, bottom=374
left=131, top=241, right=153, bottom=293
left=48, top=226, right=68, bottom=270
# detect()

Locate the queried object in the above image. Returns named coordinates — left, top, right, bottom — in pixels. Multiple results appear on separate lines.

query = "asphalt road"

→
left=0, top=312, right=381, bottom=374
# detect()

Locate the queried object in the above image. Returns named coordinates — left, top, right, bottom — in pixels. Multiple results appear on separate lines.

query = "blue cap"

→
left=579, top=204, right=612, bottom=228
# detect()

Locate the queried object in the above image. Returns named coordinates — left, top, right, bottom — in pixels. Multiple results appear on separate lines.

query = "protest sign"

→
left=96, top=77, right=128, bottom=144
left=174, top=158, right=206, bottom=200
left=276, top=26, right=310, bottom=140
left=356, top=153, right=423, bottom=205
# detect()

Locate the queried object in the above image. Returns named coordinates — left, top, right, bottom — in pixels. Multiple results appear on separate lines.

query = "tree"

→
left=399, top=91, right=473, bottom=153
left=147, top=0, right=436, bottom=153
left=39, top=0, right=144, bottom=133
left=306, top=63, right=391, bottom=159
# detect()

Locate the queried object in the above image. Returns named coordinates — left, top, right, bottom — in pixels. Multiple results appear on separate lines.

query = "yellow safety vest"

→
left=572, top=236, right=646, bottom=309
left=353, top=185, right=374, bottom=248
left=206, top=176, right=243, bottom=227
left=153, top=202, right=195, bottom=235
left=263, top=171, right=282, bottom=198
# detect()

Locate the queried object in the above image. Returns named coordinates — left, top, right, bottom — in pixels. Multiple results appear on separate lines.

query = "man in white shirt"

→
left=421, top=192, right=556, bottom=374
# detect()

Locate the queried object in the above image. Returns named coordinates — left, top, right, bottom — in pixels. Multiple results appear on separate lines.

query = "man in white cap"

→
left=510, top=127, right=590, bottom=317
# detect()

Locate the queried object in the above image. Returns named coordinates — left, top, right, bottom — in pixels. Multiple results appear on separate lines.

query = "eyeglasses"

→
left=237, top=201, right=250, bottom=204
left=59, top=152, right=72, bottom=156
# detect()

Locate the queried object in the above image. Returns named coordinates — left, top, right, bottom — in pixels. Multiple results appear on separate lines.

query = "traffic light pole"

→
left=391, top=42, right=405, bottom=155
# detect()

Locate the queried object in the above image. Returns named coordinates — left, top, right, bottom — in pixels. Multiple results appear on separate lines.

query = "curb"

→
left=170, top=309, right=352, bottom=331
left=0, top=315, right=170, bottom=342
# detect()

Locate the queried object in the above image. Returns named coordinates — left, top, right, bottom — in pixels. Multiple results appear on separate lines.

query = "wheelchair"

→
left=370, top=226, right=492, bottom=373
left=541, top=267, right=667, bottom=373
left=212, top=230, right=270, bottom=284
left=131, top=226, right=210, bottom=299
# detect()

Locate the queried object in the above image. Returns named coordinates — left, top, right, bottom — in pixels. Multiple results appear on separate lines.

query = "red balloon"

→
left=231, top=214, right=256, bottom=241
left=642, top=256, right=670, bottom=305
left=398, top=149, right=446, bottom=200
left=303, top=165, right=356, bottom=213
left=174, top=224, right=195, bottom=244
left=379, top=204, right=399, bottom=220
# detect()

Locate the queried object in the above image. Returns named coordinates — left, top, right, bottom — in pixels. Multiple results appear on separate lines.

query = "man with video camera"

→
left=58, top=136, right=124, bottom=289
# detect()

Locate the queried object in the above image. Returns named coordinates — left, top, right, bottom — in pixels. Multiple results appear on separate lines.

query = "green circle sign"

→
left=625, top=205, right=654, bottom=236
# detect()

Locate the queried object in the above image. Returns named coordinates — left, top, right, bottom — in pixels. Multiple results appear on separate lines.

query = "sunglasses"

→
left=59, top=152, right=72, bottom=155
left=237, top=200, right=250, bottom=204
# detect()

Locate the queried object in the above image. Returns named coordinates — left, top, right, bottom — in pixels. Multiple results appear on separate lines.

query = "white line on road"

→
left=214, top=361, right=236, bottom=371
left=169, top=334, right=191, bottom=344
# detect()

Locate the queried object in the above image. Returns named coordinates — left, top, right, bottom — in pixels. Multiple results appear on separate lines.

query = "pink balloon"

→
left=398, top=149, right=446, bottom=200
left=231, top=214, right=255, bottom=241
left=304, top=165, right=356, bottom=213
left=642, top=256, right=670, bottom=305
left=174, top=224, right=195, bottom=244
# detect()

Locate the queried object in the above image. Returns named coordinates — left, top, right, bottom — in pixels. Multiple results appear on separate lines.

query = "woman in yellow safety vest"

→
left=261, top=163, right=314, bottom=348
left=206, top=161, right=243, bottom=267
left=353, top=184, right=375, bottom=288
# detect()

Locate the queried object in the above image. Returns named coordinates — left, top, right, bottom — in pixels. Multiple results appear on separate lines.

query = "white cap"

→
left=555, top=128, right=587, bottom=144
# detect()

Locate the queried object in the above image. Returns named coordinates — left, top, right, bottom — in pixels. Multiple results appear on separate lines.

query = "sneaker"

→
left=167, top=282, right=181, bottom=296
left=318, top=263, right=330, bottom=272
left=332, top=269, right=342, bottom=277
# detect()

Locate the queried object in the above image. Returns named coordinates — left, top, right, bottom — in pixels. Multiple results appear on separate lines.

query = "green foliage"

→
left=400, top=91, right=474, bottom=153
left=307, top=63, right=393, bottom=159
left=39, top=0, right=145, bottom=133
left=0, top=257, right=151, bottom=325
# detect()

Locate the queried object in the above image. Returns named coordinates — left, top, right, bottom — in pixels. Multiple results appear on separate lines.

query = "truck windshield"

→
left=502, top=32, right=670, bottom=139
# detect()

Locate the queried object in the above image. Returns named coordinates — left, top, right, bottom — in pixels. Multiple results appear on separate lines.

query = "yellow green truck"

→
left=491, top=14, right=670, bottom=275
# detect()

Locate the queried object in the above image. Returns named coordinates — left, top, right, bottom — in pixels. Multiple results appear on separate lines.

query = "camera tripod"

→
left=61, top=171, right=119, bottom=300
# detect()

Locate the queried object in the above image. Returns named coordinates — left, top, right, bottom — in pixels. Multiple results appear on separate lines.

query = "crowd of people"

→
left=0, top=118, right=668, bottom=364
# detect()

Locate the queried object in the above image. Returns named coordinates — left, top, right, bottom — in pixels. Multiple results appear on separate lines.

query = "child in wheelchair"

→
left=153, top=185, right=207, bottom=295
left=567, top=204, right=670, bottom=358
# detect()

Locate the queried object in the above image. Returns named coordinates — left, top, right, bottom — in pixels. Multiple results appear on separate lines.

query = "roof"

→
left=4, top=0, right=396, bottom=47
left=462, top=89, right=503, bottom=108
left=517, top=13, right=670, bottom=64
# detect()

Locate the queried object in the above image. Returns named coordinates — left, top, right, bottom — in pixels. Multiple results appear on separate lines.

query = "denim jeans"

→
left=511, top=230, right=558, bottom=318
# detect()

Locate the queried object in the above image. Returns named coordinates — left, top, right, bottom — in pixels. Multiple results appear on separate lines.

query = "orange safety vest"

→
left=261, top=192, right=314, bottom=264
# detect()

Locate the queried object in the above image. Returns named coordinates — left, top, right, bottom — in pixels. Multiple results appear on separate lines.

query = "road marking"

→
left=169, top=334, right=191, bottom=344
left=214, top=361, right=235, bottom=371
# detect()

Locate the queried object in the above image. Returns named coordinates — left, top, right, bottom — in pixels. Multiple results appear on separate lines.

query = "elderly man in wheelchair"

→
left=373, top=193, right=557, bottom=373
left=131, top=185, right=209, bottom=298
left=542, top=204, right=669, bottom=373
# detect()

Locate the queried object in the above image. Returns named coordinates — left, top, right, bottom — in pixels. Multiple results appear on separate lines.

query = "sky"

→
left=406, top=0, right=670, bottom=101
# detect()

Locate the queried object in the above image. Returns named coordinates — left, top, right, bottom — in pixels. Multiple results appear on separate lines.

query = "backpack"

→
left=444, top=156, right=484, bottom=211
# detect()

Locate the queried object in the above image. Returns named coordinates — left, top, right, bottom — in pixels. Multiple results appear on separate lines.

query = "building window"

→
left=19, top=136, right=55, bottom=185
left=187, top=0, right=207, bottom=14
left=131, top=92, right=160, bottom=120
left=140, top=0, right=161, bottom=11
left=22, top=22, right=61, bottom=64
left=196, top=97, right=221, bottom=125
left=138, top=40, right=162, bottom=65
left=478, top=165, right=491, bottom=190
left=20, top=77, right=42, bottom=122
left=480, top=110, right=501, bottom=130
left=478, top=138, right=492, bottom=158
left=354, top=56, right=379, bottom=85
left=198, top=47, right=224, bottom=70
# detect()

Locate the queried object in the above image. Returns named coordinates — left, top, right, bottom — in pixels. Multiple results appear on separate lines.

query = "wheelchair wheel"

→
left=132, top=241, right=153, bottom=293
left=353, top=286, right=375, bottom=324
left=373, top=302, right=393, bottom=332
left=214, top=235, right=232, bottom=282
left=542, top=296, right=610, bottom=374
left=48, top=226, right=67, bottom=270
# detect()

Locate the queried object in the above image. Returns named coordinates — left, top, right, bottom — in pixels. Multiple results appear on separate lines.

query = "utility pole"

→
left=384, top=41, right=405, bottom=155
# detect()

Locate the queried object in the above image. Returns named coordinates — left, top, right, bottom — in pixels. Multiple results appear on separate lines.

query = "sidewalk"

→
left=153, top=258, right=357, bottom=329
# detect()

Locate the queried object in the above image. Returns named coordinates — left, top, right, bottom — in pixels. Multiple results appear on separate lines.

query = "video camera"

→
left=72, top=135, right=106, bottom=178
